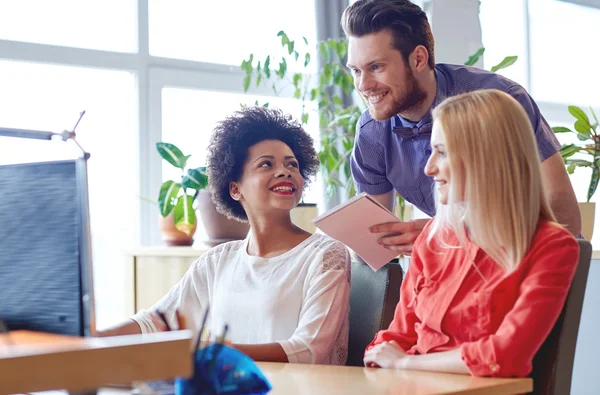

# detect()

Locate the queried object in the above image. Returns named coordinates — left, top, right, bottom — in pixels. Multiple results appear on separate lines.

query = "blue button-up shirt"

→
left=351, top=63, right=561, bottom=217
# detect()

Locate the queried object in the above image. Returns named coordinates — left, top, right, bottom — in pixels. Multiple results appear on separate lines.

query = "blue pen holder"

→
left=175, top=344, right=272, bottom=395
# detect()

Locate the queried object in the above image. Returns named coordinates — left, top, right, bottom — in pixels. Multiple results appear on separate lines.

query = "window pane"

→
left=0, top=0, right=137, bottom=52
left=161, top=88, right=322, bottom=241
left=149, top=0, right=317, bottom=72
left=529, top=0, right=600, bottom=106
left=0, top=61, right=138, bottom=329
left=479, top=0, right=528, bottom=86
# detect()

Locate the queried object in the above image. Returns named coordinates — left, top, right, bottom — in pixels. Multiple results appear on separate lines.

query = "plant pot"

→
left=291, top=203, right=318, bottom=233
left=196, top=189, right=250, bottom=245
left=579, top=202, right=595, bottom=241
left=158, top=212, right=198, bottom=246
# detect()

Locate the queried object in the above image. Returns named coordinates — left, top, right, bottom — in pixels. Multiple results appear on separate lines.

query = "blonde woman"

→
left=363, top=89, right=579, bottom=377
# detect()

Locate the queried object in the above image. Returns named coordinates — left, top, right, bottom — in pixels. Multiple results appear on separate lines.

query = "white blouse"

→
left=132, top=233, right=351, bottom=365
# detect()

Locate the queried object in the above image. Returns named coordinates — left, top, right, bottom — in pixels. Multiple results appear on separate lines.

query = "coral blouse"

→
left=366, top=220, right=579, bottom=377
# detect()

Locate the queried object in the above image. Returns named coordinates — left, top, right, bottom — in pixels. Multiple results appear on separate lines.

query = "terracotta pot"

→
left=579, top=202, right=595, bottom=241
left=196, top=189, right=249, bottom=244
left=158, top=212, right=197, bottom=246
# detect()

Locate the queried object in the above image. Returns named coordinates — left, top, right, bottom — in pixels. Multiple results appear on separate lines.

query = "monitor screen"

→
left=0, top=159, right=95, bottom=336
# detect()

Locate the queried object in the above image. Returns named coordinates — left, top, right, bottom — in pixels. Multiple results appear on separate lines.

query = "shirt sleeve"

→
left=461, top=228, right=579, bottom=377
left=506, top=84, right=562, bottom=161
left=131, top=253, right=210, bottom=335
left=351, top=119, right=394, bottom=195
left=365, top=226, right=429, bottom=354
left=278, top=241, right=351, bottom=364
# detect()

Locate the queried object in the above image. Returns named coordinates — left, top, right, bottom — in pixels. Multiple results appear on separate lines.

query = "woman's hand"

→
left=364, top=341, right=411, bottom=369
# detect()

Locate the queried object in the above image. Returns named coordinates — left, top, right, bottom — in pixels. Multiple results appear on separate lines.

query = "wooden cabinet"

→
left=125, top=246, right=210, bottom=316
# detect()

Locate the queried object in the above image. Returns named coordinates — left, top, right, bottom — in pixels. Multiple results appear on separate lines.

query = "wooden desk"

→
left=256, top=362, right=531, bottom=395
left=95, top=362, right=531, bottom=395
left=0, top=330, right=192, bottom=395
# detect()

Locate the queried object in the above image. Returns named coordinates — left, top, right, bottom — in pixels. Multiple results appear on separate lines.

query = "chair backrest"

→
left=530, top=239, right=592, bottom=395
left=346, top=260, right=404, bottom=366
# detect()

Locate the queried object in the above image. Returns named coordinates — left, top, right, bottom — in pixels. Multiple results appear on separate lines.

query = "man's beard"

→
left=368, top=71, right=427, bottom=121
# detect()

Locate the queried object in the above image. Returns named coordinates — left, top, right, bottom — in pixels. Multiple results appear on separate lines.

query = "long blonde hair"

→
left=428, top=89, right=556, bottom=271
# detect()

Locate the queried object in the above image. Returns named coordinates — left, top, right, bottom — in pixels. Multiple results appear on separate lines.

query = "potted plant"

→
left=157, top=142, right=249, bottom=246
left=553, top=106, right=600, bottom=240
left=241, top=32, right=516, bottom=221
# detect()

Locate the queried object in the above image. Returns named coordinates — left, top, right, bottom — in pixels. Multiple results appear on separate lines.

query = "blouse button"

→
left=489, top=363, right=499, bottom=372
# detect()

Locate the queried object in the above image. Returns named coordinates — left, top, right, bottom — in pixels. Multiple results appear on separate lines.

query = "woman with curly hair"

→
left=99, top=106, right=351, bottom=365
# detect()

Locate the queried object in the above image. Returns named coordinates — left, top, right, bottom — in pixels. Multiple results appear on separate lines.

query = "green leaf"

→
left=566, top=159, right=593, bottom=167
left=552, top=126, right=573, bottom=133
left=277, top=57, right=287, bottom=78
left=567, top=162, right=576, bottom=174
left=319, top=41, right=329, bottom=62
left=342, top=137, right=353, bottom=152
left=158, top=180, right=181, bottom=216
left=182, top=168, right=208, bottom=190
left=157, top=142, right=188, bottom=169
left=278, top=31, right=289, bottom=47
left=490, top=56, right=518, bottom=72
left=304, top=52, right=311, bottom=67
left=288, top=40, right=295, bottom=55
left=464, top=47, right=485, bottom=66
left=294, top=88, right=301, bottom=99
left=256, top=73, right=262, bottom=87
left=574, top=119, right=592, bottom=136
left=569, top=105, right=590, bottom=125
left=588, top=161, right=600, bottom=202
left=590, top=107, right=599, bottom=127
left=559, top=144, right=582, bottom=159
left=174, top=193, right=196, bottom=235
left=310, top=88, right=318, bottom=101
left=301, top=113, right=309, bottom=124
left=333, top=95, right=343, bottom=106
left=323, top=64, right=332, bottom=81
left=334, top=39, right=347, bottom=59
left=302, top=36, right=308, bottom=45
left=264, top=56, right=271, bottom=78
left=293, top=73, right=302, bottom=88
left=243, top=75, right=251, bottom=92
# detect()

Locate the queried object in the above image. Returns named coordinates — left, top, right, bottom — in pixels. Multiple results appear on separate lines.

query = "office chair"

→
left=346, top=260, right=404, bottom=367
left=529, top=239, right=592, bottom=395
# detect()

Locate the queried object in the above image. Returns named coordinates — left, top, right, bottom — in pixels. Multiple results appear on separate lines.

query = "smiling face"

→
left=347, top=30, right=427, bottom=121
left=229, top=139, right=304, bottom=219
left=424, top=122, right=451, bottom=205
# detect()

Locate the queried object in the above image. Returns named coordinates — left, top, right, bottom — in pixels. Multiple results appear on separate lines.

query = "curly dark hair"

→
left=342, top=0, right=435, bottom=69
left=205, top=106, right=320, bottom=222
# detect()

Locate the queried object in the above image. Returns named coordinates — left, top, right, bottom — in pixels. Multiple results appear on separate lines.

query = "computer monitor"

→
left=0, top=158, right=95, bottom=337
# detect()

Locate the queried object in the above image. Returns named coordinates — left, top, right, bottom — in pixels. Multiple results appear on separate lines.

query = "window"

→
left=479, top=0, right=528, bottom=86
left=528, top=0, right=600, bottom=106
left=0, top=60, right=138, bottom=329
left=0, top=0, right=137, bottom=52
left=149, top=0, right=318, bottom=72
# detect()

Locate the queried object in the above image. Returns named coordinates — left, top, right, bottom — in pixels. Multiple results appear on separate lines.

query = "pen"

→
left=194, top=306, right=210, bottom=353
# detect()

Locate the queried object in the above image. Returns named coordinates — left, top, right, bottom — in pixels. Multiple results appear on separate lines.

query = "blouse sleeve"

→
left=278, top=240, right=351, bottom=365
left=461, top=229, right=579, bottom=377
left=131, top=253, right=210, bottom=335
left=365, top=237, right=424, bottom=354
